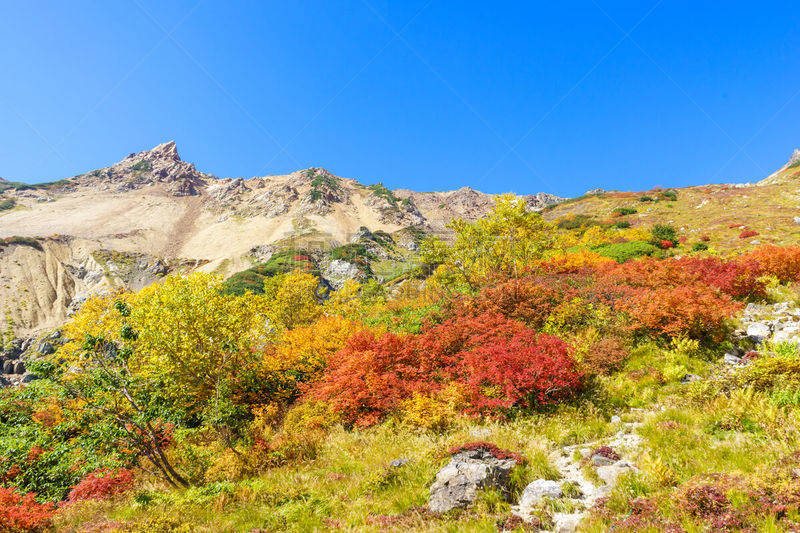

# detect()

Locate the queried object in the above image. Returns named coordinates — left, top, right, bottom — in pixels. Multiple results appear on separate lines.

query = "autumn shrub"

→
left=0, top=488, right=55, bottom=532
left=67, top=468, right=135, bottom=502
left=308, top=330, right=428, bottom=427
left=746, top=245, right=800, bottom=282
left=739, top=229, right=759, bottom=239
left=580, top=337, right=629, bottom=375
left=448, top=330, right=583, bottom=412
left=309, top=313, right=583, bottom=425
left=619, top=284, right=740, bottom=341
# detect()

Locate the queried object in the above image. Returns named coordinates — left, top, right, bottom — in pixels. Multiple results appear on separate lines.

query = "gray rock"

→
left=592, top=454, right=615, bottom=466
left=597, top=460, right=638, bottom=486
left=428, top=448, right=518, bottom=513
left=724, top=353, right=743, bottom=365
left=390, top=458, right=410, bottom=468
left=37, top=342, right=54, bottom=355
left=746, top=323, right=771, bottom=343
left=325, top=260, right=362, bottom=290
left=20, top=373, right=38, bottom=383
left=794, top=216, right=800, bottom=226
left=518, top=479, right=562, bottom=508
left=610, top=415, right=621, bottom=423
left=13, top=362, right=25, bottom=374
left=681, top=373, right=701, bottom=384
left=2, top=361, right=13, bottom=374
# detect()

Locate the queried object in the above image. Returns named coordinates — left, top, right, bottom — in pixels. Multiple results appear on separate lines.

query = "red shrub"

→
left=0, top=488, right=55, bottom=532
left=591, top=446, right=620, bottom=461
left=739, top=230, right=759, bottom=239
left=67, top=468, right=135, bottom=502
left=700, top=235, right=711, bottom=242
left=463, top=277, right=575, bottom=329
left=308, top=330, right=429, bottom=427
left=309, top=313, right=583, bottom=426
left=447, top=330, right=583, bottom=412
left=729, top=223, right=745, bottom=229
left=746, top=245, right=800, bottom=282
left=659, top=239, right=675, bottom=249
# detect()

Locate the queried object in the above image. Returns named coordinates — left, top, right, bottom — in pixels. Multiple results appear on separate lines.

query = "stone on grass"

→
left=518, top=479, right=562, bottom=508
left=428, top=446, right=518, bottom=513
left=746, top=323, right=771, bottom=343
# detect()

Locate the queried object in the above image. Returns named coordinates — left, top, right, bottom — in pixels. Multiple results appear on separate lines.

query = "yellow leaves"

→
left=263, top=270, right=323, bottom=330
left=432, top=193, right=557, bottom=288
left=400, top=383, right=469, bottom=431
left=266, top=316, right=366, bottom=387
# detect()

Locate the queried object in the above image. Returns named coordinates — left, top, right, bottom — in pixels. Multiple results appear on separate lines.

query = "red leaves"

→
left=67, top=468, right=135, bottom=502
left=308, top=330, right=429, bottom=427
left=739, top=230, right=759, bottom=239
left=452, top=331, right=581, bottom=411
left=308, top=313, right=583, bottom=426
left=0, top=488, right=55, bottom=532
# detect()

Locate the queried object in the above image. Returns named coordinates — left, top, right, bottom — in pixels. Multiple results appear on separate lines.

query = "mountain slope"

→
left=0, top=141, right=562, bottom=337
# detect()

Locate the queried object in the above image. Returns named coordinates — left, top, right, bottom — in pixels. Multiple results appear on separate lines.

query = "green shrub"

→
left=309, top=171, right=340, bottom=201
left=614, top=221, right=631, bottom=229
left=0, top=236, right=43, bottom=251
left=593, top=241, right=658, bottom=263
left=368, top=183, right=400, bottom=206
left=557, top=214, right=599, bottom=230
left=130, top=160, right=151, bottom=172
left=221, top=249, right=316, bottom=295
left=330, top=243, right=373, bottom=263
left=639, top=195, right=653, bottom=202
left=0, top=198, right=15, bottom=211
left=693, top=242, right=709, bottom=252
left=660, top=190, right=678, bottom=201
left=651, top=224, right=678, bottom=246
left=613, top=207, right=637, bottom=216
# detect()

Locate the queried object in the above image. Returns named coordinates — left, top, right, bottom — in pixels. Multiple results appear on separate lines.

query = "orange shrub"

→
left=619, top=284, right=741, bottom=341
left=0, top=488, right=55, bottom=532
left=745, top=245, right=800, bottom=282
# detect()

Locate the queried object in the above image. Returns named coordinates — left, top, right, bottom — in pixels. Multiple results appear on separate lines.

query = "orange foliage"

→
left=745, top=245, right=800, bottom=282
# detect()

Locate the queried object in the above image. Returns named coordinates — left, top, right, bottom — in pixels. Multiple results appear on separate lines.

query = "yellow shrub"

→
left=400, top=383, right=469, bottom=431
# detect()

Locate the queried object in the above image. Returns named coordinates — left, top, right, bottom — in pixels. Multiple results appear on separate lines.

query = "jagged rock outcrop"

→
left=76, top=141, right=211, bottom=196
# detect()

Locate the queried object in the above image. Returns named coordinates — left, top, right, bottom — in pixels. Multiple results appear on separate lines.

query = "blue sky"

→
left=1, top=1, right=799, bottom=197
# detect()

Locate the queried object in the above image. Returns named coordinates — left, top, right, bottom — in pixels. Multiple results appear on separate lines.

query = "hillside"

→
left=0, top=141, right=561, bottom=338
left=540, top=149, right=800, bottom=254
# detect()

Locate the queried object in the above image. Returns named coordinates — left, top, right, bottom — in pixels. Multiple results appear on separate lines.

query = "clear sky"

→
left=1, top=1, right=799, bottom=197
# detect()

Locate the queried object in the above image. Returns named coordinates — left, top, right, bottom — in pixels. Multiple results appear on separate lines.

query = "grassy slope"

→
left=542, top=176, right=800, bottom=254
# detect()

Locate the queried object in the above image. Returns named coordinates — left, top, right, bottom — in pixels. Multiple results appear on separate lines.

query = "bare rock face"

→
left=524, top=192, right=564, bottom=211
left=77, top=141, right=210, bottom=196
left=790, top=148, right=800, bottom=167
left=428, top=447, right=518, bottom=513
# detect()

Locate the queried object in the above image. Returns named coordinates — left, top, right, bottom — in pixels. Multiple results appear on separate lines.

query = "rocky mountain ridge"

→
left=0, top=141, right=563, bottom=339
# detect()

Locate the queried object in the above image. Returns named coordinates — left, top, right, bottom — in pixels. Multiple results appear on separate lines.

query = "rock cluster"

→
left=428, top=421, right=643, bottom=531
left=726, top=302, right=800, bottom=364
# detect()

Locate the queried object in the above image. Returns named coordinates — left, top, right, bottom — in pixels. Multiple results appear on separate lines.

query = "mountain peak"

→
left=789, top=148, right=800, bottom=166
left=145, top=141, right=180, bottom=162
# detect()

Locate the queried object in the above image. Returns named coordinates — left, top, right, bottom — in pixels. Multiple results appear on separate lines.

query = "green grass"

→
left=221, top=249, right=317, bottom=295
